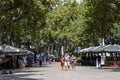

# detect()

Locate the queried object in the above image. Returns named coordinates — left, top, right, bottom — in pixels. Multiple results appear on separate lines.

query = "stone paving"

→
left=0, top=62, right=120, bottom=80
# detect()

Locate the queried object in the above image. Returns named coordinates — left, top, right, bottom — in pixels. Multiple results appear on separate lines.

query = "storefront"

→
left=80, top=44, right=120, bottom=67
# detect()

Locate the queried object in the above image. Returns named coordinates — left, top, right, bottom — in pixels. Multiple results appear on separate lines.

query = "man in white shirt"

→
left=64, top=53, right=70, bottom=70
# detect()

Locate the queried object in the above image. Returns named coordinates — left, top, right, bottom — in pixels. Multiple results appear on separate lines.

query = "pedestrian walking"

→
left=39, top=56, right=43, bottom=66
left=64, top=52, right=70, bottom=71
left=49, top=56, right=52, bottom=64
left=60, top=56, right=64, bottom=70
left=96, top=54, right=101, bottom=68
left=70, top=55, right=76, bottom=70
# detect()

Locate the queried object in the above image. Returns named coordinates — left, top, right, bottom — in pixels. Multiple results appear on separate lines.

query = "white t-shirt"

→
left=65, top=55, right=70, bottom=62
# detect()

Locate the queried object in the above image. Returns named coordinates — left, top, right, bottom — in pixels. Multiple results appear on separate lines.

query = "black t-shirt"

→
left=97, top=56, right=101, bottom=62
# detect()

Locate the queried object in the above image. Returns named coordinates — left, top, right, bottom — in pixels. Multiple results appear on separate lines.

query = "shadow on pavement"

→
left=12, top=68, right=46, bottom=73
left=0, top=63, right=52, bottom=80
left=79, top=66, right=120, bottom=72
left=32, top=62, right=52, bottom=68
left=16, top=70, right=40, bottom=73
left=99, top=67, right=120, bottom=72
left=0, top=73, right=44, bottom=80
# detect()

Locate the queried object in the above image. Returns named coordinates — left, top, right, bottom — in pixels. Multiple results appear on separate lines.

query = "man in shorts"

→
left=64, top=53, right=70, bottom=71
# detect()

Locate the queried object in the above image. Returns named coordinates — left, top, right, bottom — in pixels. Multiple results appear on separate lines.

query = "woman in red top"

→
left=60, top=56, right=64, bottom=70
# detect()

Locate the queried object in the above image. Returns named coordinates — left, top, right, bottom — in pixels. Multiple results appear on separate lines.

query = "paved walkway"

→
left=0, top=62, right=120, bottom=80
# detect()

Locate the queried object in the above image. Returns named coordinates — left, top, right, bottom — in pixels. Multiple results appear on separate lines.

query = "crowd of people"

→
left=60, top=51, right=77, bottom=71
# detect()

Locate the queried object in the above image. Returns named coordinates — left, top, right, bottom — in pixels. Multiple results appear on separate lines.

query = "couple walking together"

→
left=60, top=53, right=76, bottom=71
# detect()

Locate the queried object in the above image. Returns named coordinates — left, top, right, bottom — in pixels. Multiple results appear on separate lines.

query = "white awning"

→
left=80, top=44, right=120, bottom=53
left=1, top=44, right=20, bottom=53
left=100, top=44, right=120, bottom=52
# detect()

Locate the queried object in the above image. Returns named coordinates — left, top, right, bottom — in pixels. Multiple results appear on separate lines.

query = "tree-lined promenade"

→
left=0, top=62, right=120, bottom=80
left=0, top=1, right=120, bottom=79
left=0, top=0, right=120, bottom=51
